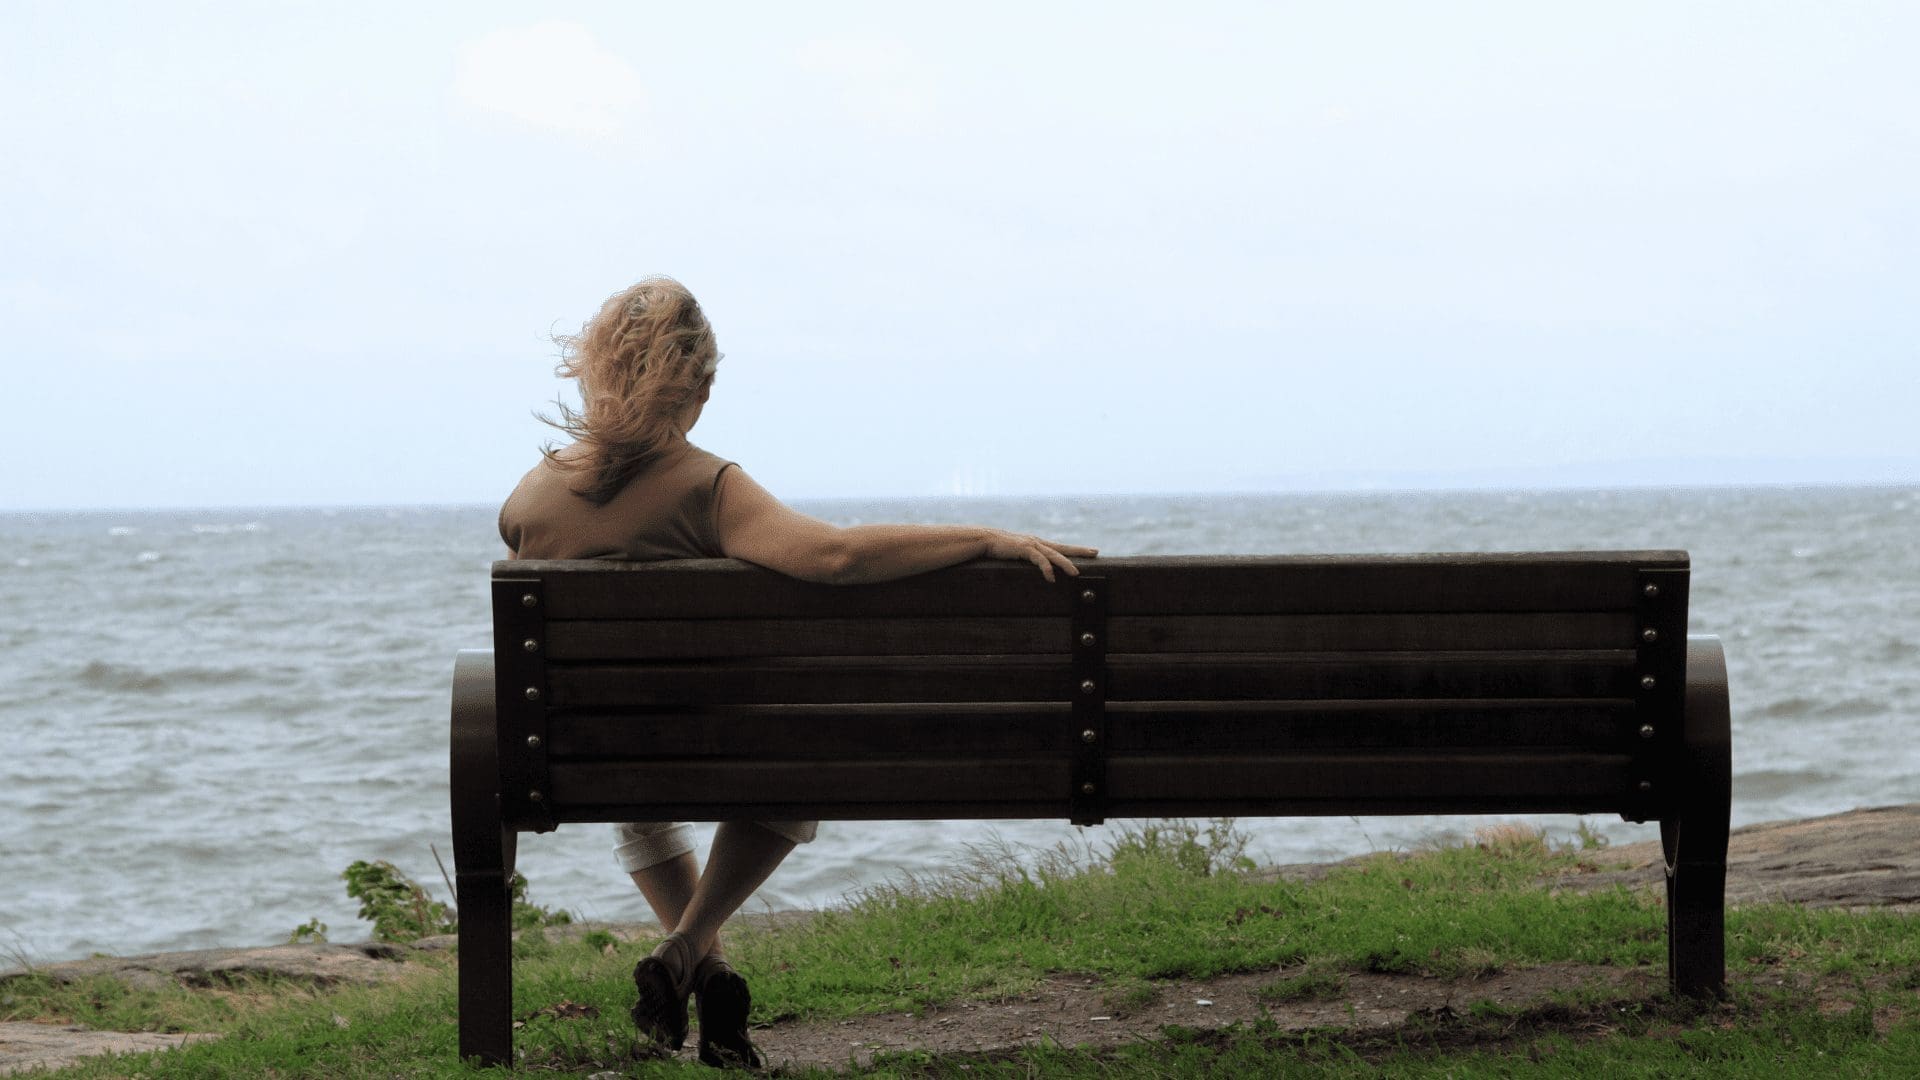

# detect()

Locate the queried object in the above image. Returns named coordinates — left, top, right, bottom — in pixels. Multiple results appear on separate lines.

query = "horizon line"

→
left=4, top=475, right=1915, bottom=516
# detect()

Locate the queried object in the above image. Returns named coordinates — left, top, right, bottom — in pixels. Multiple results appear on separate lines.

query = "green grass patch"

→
left=736, top=819, right=1668, bottom=1017
left=1258, top=966, right=1348, bottom=1003
left=7, top=820, right=1920, bottom=1076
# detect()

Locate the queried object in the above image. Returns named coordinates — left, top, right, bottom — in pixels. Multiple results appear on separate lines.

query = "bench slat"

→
left=543, top=611, right=1637, bottom=660
left=547, top=616, right=1061, bottom=660
left=547, top=651, right=1638, bottom=706
left=547, top=794, right=1631, bottom=821
left=543, top=751, right=1634, bottom=817
left=1107, top=752, right=1634, bottom=805
left=1113, top=703, right=1634, bottom=752
left=1114, top=612, right=1634, bottom=653
left=521, top=552, right=1685, bottom=619
left=548, top=706, right=1078, bottom=757
left=549, top=757, right=1070, bottom=805
left=551, top=800, right=1068, bottom=823
left=545, top=700, right=1636, bottom=759
left=1108, top=651, right=1636, bottom=701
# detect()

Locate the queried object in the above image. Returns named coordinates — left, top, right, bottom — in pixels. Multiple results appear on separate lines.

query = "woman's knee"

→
left=753, top=820, right=818, bottom=846
left=613, top=821, right=698, bottom=872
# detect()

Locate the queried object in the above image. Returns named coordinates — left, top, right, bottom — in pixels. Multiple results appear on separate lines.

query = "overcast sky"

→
left=2, top=1, right=1915, bottom=510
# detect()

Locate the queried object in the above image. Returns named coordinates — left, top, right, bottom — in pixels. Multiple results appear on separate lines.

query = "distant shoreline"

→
left=4, top=472, right=1916, bottom=515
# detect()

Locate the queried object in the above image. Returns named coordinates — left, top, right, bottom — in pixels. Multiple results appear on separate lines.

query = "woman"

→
left=499, top=277, right=1096, bottom=1068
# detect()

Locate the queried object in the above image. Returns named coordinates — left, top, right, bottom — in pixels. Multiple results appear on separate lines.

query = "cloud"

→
left=454, top=22, right=646, bottom=138
left=795, top=35, right=935, bottom=134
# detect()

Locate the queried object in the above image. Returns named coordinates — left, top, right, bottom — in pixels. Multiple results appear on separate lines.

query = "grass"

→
left=4, top=820, right=1919, bottom=1076
left=1258, top=966, right=1347, bottom=1003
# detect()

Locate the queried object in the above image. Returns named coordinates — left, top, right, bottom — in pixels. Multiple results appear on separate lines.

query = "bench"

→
left=450, top=551, right=1730, bottom=1066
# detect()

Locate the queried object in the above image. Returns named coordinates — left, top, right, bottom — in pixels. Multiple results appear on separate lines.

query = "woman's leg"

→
left=628, top=853, right=722, bottom=954
left=669, top=821, right=797, bottom=960
left=615, top=822, right=726, bottom=963
left=627, top=821, right=814, bottom=1061
left=622, top=820, right=817, bottom=973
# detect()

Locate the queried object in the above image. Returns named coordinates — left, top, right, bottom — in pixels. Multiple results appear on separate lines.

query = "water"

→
left=2, top=486, right=1916, bottom=963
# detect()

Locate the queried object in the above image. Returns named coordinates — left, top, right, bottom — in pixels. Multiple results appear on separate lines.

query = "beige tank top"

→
left=498, top=441, right=735, bottom=560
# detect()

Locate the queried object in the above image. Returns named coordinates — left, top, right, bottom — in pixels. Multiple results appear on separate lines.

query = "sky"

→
left=2, top=1, right=1916, bottom=510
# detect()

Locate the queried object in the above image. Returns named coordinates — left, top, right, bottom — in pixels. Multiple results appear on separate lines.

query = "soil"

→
left=749, top=962, right=1661, bottom=1072
left=7, top=805, right=1920, bottom=1075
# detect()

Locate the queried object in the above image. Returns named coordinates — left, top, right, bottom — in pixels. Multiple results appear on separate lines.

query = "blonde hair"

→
left=540, top=277, right=720, bottom=504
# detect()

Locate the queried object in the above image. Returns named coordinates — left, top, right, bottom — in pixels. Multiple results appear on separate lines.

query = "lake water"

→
left=3, top=485, right=1916, bottom=963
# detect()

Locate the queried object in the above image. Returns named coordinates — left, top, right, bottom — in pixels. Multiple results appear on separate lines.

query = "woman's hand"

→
left=981, top=530, right=1098, bottom=583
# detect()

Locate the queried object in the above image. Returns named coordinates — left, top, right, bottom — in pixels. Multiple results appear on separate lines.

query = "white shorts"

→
left=612, top=820, right=820, bottom=872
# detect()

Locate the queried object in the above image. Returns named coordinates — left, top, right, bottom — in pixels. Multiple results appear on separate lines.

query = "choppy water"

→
left=3, top=486, right=1916, bottom=963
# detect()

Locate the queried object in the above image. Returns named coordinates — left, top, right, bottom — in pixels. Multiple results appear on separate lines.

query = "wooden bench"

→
left=450, top=551, right=1730, bottom=1066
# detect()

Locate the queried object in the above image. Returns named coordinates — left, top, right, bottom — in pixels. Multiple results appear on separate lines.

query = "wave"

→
left=1734, top=767, right=1845, bottom=799
left=1757, top=695, right=1816, bottom=720
left=1755, top=694, right=1888, bottom=721
left=1814, top=697, right=1887, bottom=720
left=76, top=660, right=265, bottom=694
left=1874, top=638, right=1920, bottom=663
left=254, top=557, right=317, bottom=573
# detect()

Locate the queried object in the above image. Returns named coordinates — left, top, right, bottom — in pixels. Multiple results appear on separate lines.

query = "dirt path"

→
left=753, top=962, right=1657, bottom=1071
left=0, top=1024, right=218, bottom=1077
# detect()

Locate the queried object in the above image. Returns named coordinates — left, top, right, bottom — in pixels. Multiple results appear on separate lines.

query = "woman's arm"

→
left=715, top=467, right=1096, bottom=584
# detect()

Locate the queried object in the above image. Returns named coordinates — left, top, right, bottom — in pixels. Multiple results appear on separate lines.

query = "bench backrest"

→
left=490, top=551, right=1690, bottom=829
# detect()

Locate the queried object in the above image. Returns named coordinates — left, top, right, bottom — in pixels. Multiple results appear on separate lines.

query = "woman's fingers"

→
left=1030, top=547, right=1057, bottom=583
left=1036, top=538, right=1082, bottom=580
left=1044, top=544, right=1080, bottom=578
left=1039, top=539, right=1098, bottom=557
left=983, top=530, right=1097, bottom=580
left=1025, top=538, right=1086, bottom=581
left=1036, top=537, right=1095, bottom=572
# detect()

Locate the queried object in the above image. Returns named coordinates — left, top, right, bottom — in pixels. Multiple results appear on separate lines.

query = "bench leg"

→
left=1663, top=637, right=1732, bottom=998
left=457, top=859, right=516, bottom=1066
left=1662, top=817, right=1725, bottom=997
left=451, top=649, right=519, bottom=1066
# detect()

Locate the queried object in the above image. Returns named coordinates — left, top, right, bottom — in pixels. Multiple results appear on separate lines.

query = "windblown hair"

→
left=540, top=277, right=720, bottom=505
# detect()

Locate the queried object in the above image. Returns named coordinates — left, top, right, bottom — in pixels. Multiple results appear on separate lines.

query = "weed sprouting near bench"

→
left=287, top=861, right=574, bottom=946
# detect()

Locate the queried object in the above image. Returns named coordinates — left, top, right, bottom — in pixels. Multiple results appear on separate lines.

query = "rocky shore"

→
left=1267, top=802, right=1920, bottom=912
left=6, top=805, right=1919, bottom=1074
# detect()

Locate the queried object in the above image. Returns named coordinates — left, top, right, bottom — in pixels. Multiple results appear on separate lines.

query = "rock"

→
left=1253, top=805, right=1920, bottom=912
left=0, top=941, right=411, bottom=991
left=1555, top=804, right=1920, bottom=910
left=0, top=1021, right=217, bottom=1076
